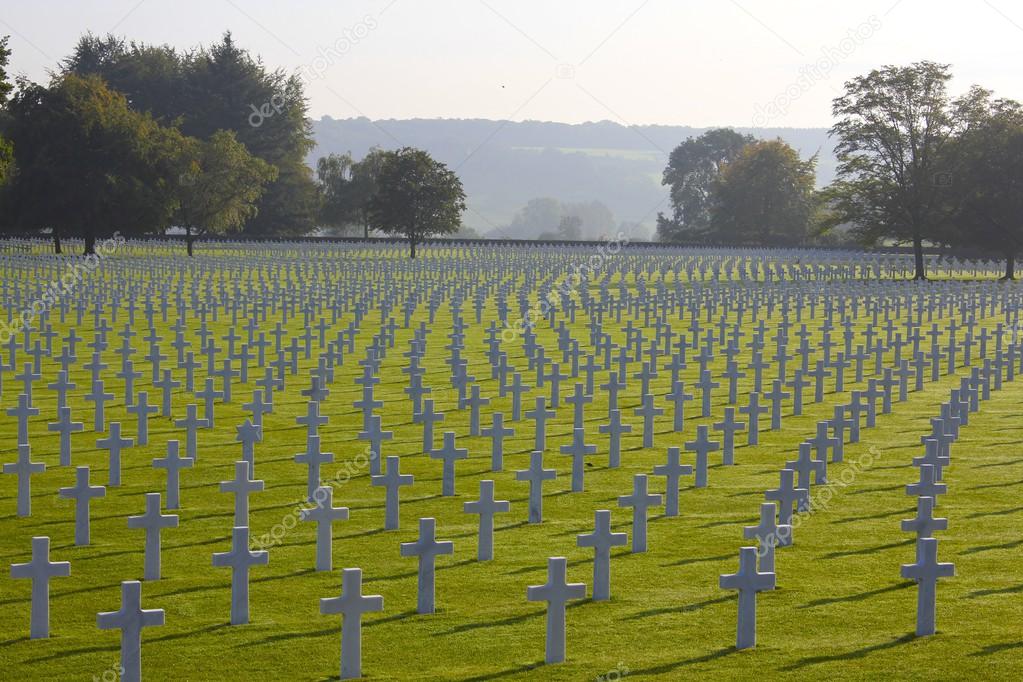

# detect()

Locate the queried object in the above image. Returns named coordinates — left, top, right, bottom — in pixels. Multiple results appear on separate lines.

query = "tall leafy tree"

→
left=63, top=32, right=318, bottom=236
left=943, top=96, right=1023, bottom=279
left=657, top=128, right=753, bottom=242
left=713, top=140, right=817, bottom=246
left=366, top=147, right=466, bottom=258
left=5, top=74, right=187, bottom=253
left=557, top=215, right=583, bottom=240
left=176, top=130, right=277, bottom=256
left=0, top=36, right=14, bottom=188
left=828, top=62, right=983, bottom=279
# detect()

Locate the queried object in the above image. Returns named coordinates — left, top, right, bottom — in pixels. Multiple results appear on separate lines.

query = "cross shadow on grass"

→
left=969, top=641, right=1023, bottom=656
left=780, top=633, right=916, bottom=670
left=798, top=581, right=912, bottom=609
left=623, top=595, right=731, bottom=620
left=821, top=538, right=913, bottom=560
left=460, top=660, right=546, bottom=681
left=627, top=646, right=737, bottom=675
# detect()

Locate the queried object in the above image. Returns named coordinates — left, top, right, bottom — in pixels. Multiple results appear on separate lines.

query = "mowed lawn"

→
left=1, top=257, right=1022, bottom=681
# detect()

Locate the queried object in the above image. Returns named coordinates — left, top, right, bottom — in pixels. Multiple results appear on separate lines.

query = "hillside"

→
left=310, top=118, right=836, bottom=239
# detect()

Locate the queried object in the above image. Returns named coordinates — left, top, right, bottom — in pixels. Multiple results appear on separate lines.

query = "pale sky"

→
left=3, top=0, right=1022, bottom=128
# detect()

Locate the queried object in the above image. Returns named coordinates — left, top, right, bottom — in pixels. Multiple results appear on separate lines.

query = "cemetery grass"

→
left=2, top=296, right=1023, bottom=680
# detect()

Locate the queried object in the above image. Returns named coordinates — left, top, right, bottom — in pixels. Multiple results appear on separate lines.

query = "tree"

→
left=5, top=74, right=187, bottom=254
left=62, top=32, right=319, bottom=237
left=713, top=140, right=817, bottom=246
left=316, top=149, right=387, bottom=237
left=557, top=215, right=582, bottom=240
left=943, top=97, right=1023, bottom=279
left=0, top=36, right=13, bottom=188
left=828, top=62, right=983, bottom=279
left=366, top=147, right=466, bottom=258
left=176, top=130, right=277, bottom=256
left=507, top=197, right=563, bottom=238
left=657, top=128, right=753, bottom=242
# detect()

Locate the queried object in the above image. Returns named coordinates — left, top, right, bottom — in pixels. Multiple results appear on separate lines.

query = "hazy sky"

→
left=3, top=0, right=1022, bottom=128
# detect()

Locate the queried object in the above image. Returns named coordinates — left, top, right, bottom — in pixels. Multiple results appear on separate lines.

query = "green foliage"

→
left=0, top=35, right=12, bottom=105
left=62, top=32, right=318, bottom=236
left=942, top=96, right=1023, bottom=278
left=366, top=147, right=466, bottom=257
left=657, top=128, right=753, bottom=242
left=712, top=140, right=817, bottom=246
left=177, top=130, right=278, bottom=253
left=316, top=148, right=386, bottom=236
left=827, top=62, right=985, bottom=278
left=5, top=74, right=189, bottom=252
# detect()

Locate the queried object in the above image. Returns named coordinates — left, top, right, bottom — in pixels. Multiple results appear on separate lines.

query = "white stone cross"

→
left=906, top=464, right=947, bottom=504
left=901, top=496, right=948, bottom=540
left=295, top=435, right=335, bottom=502
left=57, top=465, right=106, bottom=546
left=300, top=486, right=350, bottom=571
left=900, top=537, right=954, bottom=636
left=127, top=492, right=178, bottom=580
left=97, top=580, right=165, bottom=682
left=212, top=526, right=269, bottom=625
left=526, top=557, right=587, bottom=664
left=220, top=461, right=264, bottom=526
left=463, top=480, right=511, bottom=561
left=47, top=405, right=84, bottom=467
left=400, top=517, right=454, bottom=614
left=10, top=536, right=70, bottom=638
left=152, top=440, right=194, bottom=510
left=431, top=431, right=468, bottom=497
left=684, top=425, right=720, bottom=488
left=3, top=443, right=45, bottom=517
left=576, top=509, right=627, bottom=601
left=652, top=447, right=693, bottom=517
left=719, top=546, right=776, bottom=650
left=320, top=567, right=384, bottom=679
left=96, top=422, right=133, bottom=487
left=515, top=451, right=557, bottom=523
left=235, top=419, right=262, bottom=475
left=765, top=468, right=809, bottom=526
left=743, top=503, right=789, bottom=572
left=559, top=427, right=597, bottom=492
left=617, top=474, right=662, bottom=552
left=371, top=456, right=414, bottom=530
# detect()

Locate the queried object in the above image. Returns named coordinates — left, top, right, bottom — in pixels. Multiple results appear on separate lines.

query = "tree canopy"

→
left=366, top=147, right=466, bottom=258
left=826, top=61, right=986, bottom=279
left=714, top=140, right=817, bottom=246
left=657, top=128, right=753, bottom=242
left=5, top=74, right=188, bottom=253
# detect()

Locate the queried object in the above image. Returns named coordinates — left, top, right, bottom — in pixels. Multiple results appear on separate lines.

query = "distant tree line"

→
left=657, top=61, right=1023, bottom=279
left=0, top=33, right=465, bottom=257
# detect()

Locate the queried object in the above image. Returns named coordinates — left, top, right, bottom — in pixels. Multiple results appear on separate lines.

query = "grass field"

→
left=1, top=244, right=1021, bottom=681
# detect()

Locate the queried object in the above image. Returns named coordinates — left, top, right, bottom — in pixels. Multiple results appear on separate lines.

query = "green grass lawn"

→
left=1, top=248, right=1021, bottom=681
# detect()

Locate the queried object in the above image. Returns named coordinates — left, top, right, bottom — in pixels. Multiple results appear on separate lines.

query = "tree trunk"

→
left=186, top=225, right=195, bottom=257
left=83, top=232, right=96, bottom=256
left=364, top=222, right=369, bottom=239
left=912, top=233, right=926, bottom=280
left=53, top=231, right=62, bottom=255
left=1002, top=252, right=1015, bottom=281
left=409, top=237, right=417, bottom=259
